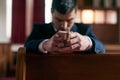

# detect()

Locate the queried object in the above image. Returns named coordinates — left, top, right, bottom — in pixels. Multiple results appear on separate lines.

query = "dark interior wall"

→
left=11, top=0, right=26, bottom=44
left=33, top=0, right=45, bottom=23
left=11, top=0, right=45, bottom=44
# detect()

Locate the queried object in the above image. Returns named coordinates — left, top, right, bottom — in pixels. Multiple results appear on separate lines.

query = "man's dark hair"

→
left=51, top=0, right=77, bottom=14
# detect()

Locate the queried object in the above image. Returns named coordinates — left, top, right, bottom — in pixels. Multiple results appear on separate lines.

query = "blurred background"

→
left=0, top=0, right=120, bottom=79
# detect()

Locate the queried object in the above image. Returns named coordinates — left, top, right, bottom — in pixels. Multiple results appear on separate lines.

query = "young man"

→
left=25, top=0, right=105, bottom=54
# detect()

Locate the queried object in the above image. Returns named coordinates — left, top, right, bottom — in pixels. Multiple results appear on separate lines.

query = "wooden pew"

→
left=0, top=54, right=7, bottom=77
left=0, top=43, right=13, bottom=77
left=16, top=47, right=120, bottom=80
left=105, top=44, right=120, bottom=54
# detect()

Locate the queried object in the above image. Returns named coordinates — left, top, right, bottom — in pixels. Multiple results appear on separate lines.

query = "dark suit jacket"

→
left=24, top=23, right=105, bottom=54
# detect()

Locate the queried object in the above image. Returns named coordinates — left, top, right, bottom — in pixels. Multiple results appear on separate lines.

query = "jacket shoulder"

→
left=75, top=23, right=92, bottom=34
left=33, top=23, right=51, bottom=28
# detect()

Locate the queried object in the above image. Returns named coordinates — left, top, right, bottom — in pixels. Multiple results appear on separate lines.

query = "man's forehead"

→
left=53, top=10, right=76, bottom=20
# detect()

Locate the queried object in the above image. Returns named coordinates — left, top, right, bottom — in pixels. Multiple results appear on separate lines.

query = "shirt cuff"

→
left=38, top=39, right=49, bottom=54
left=84, top=36, right=93, bottom=50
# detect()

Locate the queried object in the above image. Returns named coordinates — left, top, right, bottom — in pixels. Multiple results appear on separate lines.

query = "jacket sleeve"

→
left=86, top=25, right=105, bottom=53
left=89, top=33, right=106, bottom=53
left=77, top=24, right=106, bottom=54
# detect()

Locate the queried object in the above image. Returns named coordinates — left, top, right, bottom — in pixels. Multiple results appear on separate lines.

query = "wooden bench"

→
left=105, top=44, right=120, bottom=54
left=16, top=47, right=120, bottom=80
left=0, top=43, right=13, bottom=77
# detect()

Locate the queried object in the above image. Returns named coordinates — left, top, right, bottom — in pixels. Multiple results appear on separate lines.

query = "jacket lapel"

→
left=71, top=24, right=78, bottom=32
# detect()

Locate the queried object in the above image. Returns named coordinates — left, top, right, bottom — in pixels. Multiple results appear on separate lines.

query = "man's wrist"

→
left=84, top=36, right=93, bottom=50
left=39, top=39, right=49, bottom=53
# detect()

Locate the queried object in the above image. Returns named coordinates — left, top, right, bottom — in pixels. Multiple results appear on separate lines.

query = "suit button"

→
left=96, top=48, right=101, bottom=53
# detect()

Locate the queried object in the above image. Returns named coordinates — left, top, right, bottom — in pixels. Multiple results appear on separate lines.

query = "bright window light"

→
left=106, top=10, right=117, bottom=24
left=82, top=10, right=94, bottom=24
left=6, top=0, right=12, bottom=39
left=94, top=10, right=105, bottom=24
left=45, top=0, right=52, bottom=23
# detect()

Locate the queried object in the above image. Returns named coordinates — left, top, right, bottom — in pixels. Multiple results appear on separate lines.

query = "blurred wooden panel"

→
left=84, top=0, right=93, bottom=7
left=0, top=43, right=13, bottom=77
left=77, top=0, right=84, bottom=7
left=0, top=54, right=7, bottom=77
left=105, top=44, right=120, bottom=54
left=92, top=24, right=119, bottom=43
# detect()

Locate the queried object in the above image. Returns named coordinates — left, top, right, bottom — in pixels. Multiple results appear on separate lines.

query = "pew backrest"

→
left=16, top=47, right=120, bottom=80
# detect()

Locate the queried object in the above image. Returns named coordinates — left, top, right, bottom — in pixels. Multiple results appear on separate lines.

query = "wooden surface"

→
left=17, top=47, right=120, bottom=80
left=93, top=24, right=119, bottom=43
left=16, top=47, right=26, bottom=80
left=105, top=44, right=120, bottom=54
left=0, top=43, right=13, bottom=77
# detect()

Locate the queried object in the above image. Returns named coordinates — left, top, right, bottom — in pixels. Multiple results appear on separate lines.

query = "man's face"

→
left=52, top=9, right=76, bottom=31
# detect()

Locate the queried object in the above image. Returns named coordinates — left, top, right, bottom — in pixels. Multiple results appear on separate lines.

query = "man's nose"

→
left=61, top=21, right=68, bottom=30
